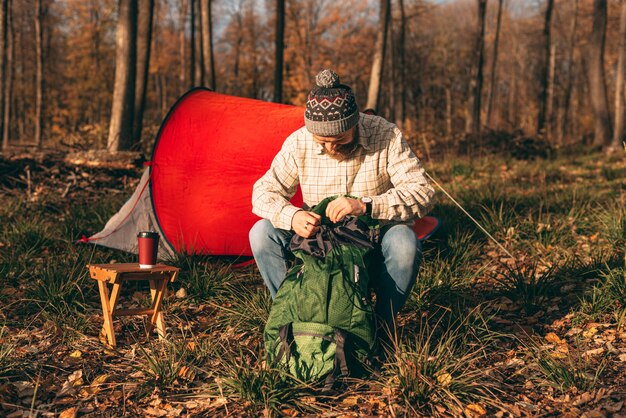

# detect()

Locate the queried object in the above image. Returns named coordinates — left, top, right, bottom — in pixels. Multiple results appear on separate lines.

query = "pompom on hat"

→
left=304, top=69, right=359, bottom=137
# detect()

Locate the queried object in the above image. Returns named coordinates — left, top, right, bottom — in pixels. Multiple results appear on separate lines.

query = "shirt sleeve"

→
left=370, top=127, right=435, bottom=221
left=251, top=135, right=302, bottom=230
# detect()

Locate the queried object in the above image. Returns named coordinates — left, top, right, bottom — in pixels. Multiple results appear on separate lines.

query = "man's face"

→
left=312, top=127, right=357, bottom=161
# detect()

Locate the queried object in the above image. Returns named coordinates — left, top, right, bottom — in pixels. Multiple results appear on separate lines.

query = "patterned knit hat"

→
left=304, top=69, right=359, bottom=137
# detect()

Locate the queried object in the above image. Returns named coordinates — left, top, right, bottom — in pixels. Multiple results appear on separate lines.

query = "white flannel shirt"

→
left=252, top=113, right=435, bottom=230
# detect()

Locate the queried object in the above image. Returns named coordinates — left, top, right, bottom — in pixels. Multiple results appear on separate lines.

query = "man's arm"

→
left=370, top=127, right=435, bottom=221
left=251, top=136, right=303, bottom=230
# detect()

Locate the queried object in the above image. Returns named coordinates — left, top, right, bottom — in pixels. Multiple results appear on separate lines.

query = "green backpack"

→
left=263, top=196, right=379, bottom=387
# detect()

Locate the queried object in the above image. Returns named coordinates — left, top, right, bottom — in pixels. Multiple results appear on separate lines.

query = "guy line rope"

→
left=424, top=171, right=515, bottom=260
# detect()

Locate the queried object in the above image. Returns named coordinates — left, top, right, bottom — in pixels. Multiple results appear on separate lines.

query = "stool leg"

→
left=97, top=281, right=116, bottom=347
left=101, top=282, right=122, bottom=339
left=147, top=279, right=167, bottom=339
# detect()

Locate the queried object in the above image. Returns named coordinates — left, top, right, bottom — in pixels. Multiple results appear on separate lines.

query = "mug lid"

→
left=137, top=231, right=159, bottom=239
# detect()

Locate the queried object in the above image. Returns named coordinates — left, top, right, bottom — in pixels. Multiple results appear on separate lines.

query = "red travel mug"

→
left=137, top=231, right=159, bottom=268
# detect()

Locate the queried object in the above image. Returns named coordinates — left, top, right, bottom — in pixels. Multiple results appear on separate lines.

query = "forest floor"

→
left=0, top=149, right=624, bottom=417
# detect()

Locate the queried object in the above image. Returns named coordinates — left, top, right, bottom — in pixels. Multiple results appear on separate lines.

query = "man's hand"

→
left=325, top=197, right=365, bottom=223
left=292, top=210, right=322, bottom=238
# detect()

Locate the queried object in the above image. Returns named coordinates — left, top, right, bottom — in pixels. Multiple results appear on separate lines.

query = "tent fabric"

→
left=84, top=168, right=175, bottom=259
left=150, top=89, right=304, bottom=256
left=87, top=88, right=440, bottom=258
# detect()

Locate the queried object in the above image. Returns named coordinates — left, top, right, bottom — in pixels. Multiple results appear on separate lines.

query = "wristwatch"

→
left=361, top=196, right=373, bottom=216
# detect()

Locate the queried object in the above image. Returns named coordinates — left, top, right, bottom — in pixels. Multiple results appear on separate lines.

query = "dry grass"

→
left=0, top=151, right=624, bottom=416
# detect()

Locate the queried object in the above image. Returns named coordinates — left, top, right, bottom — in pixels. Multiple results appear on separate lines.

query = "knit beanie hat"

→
left=304, top=69, right=359, bottom=137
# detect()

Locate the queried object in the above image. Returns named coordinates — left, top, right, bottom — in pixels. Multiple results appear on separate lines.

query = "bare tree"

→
left=2, top=0, right=10, bottom=150
left=546, top=42, right=556, bottom=140
left=194, top=0, right=204, bottom=86
left=200, top=0, right=215, bottom=90
left=35, top=0, right=46, bottom=148
left=536, top=0, right=554, bottom=136
left=486, top=0, right=503, bottom=128
left=107, top=0, right=137, bottom=152
left=588, top=0, right=612, bottom=148
left=559, top=0, right=579, bottom=144
left=611, top=0, right=626, bottom=152
left=189, top=0, right=196, bottom=86
left=179, top=0, right=187, bottom=91
left=366, top=0, right=391, bottom=112
left=132, top=0, right=154, bottom=145
left=0, top=0, right=7, bottom=151
left=396, top=0, right=407, bottom=128
left=273, top=0, right=284, bottom=103
left=466, top=0, right=487, bottom=136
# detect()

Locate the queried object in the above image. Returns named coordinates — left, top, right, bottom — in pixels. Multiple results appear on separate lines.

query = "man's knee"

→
left=249, top=219, right=275, bottom=254
left=381, top=225, right=422, bottom=268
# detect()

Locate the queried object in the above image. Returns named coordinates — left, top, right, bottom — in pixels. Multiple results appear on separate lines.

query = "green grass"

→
left=167, top=253, right=232, bottom=301
left=380, top=310, right=501, bottom=416
left=523, top=338, right=606, bottom=393
left=0, top=151, right=624, bottom=415
left=493, top=262, right=560, bottom=315
left=578, top=264, right=626, bottom=321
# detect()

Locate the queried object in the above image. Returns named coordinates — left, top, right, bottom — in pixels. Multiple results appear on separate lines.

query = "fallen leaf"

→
left=464, top=403, right=487, bottom=417
left=342, top=395, right=360, bottom=406
left=69, top=350, right=82, bottom=358
left=176, top=288, right=187, bottom=298
left=584, top=347, right=605, bottom=357
left=58, top=370, right=84, bottom=397
left=545, top=332, right=566, bottom=345
left=59, top=407, right=78, bottom=418
left=79, top=374, right=110, bottom=397
left=178, top=365, right=196, bottom=381
left=143, top=406, right=168, bottom=417
left=573, top=391, right=594, bottom=407
left=566, top=328, right=583, bottom=337
left=437, top=372, right=453, bottom=387
left=583, top=327, right=598, bottom=339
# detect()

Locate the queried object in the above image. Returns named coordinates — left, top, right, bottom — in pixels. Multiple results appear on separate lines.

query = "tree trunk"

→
left=561, top=0, right=579, bottom=145
left=2, top=0, right=11, bottom=150
left=366, top=0, right=391, bottom=112
left=200, top=0, right=215, bottom=91
left=396, top=0, right=406, bottom=128
left=546, top=43, right=556, bottom=140
left=107, top=0, right=137, bottom=152
left=486, top=0, right=503, bottom=128
left=15, top=18, right=23, bottom=140
left=388, top=6, right=396, bottom=122
left=35, top=0, right=45, bottom=148
left=132, top=0, right=153, bottom=145
left=0, top=0, right=7, bottom=151
left=273, top=0, right=284, bottom=103
left=588, top=0, right=612, bottom=148
left=610, top=0, right=626, bottom=152
left=233, top=12, right=242, bottom=82
left=194, top=0, right=204, bottom=86
left=179, top=0, right=187, bottom=91
left=467, top=0, right=487, bottom=136
left=189, top=0, right=195, bottom=87
left=536, top=0, right=554, bottom=136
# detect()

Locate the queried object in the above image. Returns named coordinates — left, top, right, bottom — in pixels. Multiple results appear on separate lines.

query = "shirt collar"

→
left=312, top=114, right=371, bottom=155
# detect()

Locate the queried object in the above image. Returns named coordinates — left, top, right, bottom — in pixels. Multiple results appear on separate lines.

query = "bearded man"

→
left=249, top=69, right=435, bottom=330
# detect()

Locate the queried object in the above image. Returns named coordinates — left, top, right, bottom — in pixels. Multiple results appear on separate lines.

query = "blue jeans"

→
left=249, top=219, right=422, bottom=328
